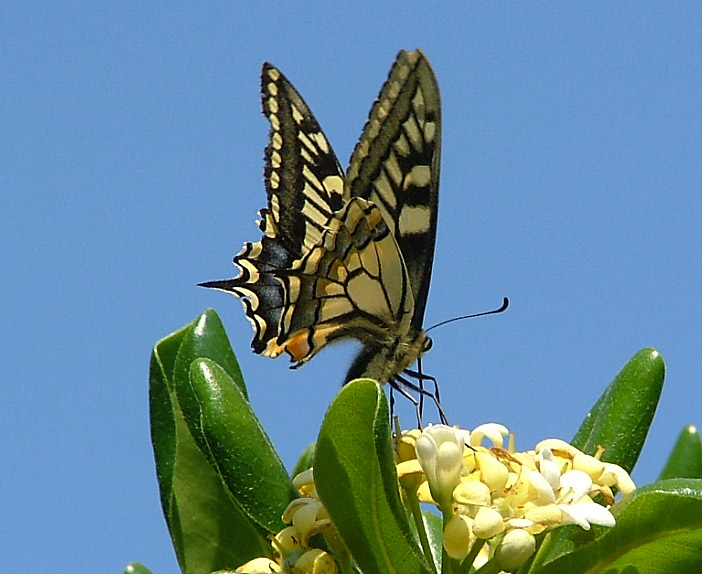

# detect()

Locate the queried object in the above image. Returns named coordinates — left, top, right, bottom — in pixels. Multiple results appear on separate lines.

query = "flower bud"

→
left=472, top=506, right=504, bottom=539
left=416, top=425, right=464, bottom=507
left=443, top=514, right=475, bottom=560
left=293, top=549, right=338, bottom=574
left=495, top=528, right=536, bottom=570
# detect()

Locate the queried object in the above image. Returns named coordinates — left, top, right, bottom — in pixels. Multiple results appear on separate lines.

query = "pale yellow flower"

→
left=416, top=424, right=464, bottom=508
left=495, top=528, right=536, bottom=570
left=235, top=557, right=281, bottom=573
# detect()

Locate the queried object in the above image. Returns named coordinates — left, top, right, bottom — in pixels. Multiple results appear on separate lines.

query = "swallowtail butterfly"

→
left=201, top=49, right=442, bottom=412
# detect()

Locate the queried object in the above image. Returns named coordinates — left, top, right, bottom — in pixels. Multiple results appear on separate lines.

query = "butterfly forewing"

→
left=346, top=51, right=441, bottom=329
left=261, top=64, right=346, bottom=257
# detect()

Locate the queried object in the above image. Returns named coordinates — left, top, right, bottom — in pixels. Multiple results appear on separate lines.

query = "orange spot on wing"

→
left=283, top=330, right=312, bottom=361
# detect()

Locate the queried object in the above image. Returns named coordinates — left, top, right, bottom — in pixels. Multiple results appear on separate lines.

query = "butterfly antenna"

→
left=426, top=297, right=509, bottom=333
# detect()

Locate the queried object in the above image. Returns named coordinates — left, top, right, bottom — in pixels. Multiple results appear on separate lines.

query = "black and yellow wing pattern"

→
left=201, top=49, right=441, bottom=392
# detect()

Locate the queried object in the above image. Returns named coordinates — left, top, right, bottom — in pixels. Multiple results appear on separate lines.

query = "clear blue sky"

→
left=3, top=4, right=701, bottom=572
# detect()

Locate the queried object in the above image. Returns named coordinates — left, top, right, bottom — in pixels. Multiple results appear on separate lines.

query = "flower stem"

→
left=472, top=558, right=501, bottom=574
left=336, top=547, right=354, bottom=574
left=405, top=487, right=438, bottom=574
left=458, top=539, right=487, bottom=574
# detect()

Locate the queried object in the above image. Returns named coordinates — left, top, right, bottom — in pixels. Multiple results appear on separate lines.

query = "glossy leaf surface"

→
left=314, top=379, right=433, bottom=574
left=189, top=358, right=297, bottom=531
left=572, top=347, right=665, bottom=470
left=149, top=311, right=272, bottom=574
left=536, top=480, right=702, bottom=574
left=535, top=348, right=665, bottom=565
left=659, top=424, right=702, bottom=480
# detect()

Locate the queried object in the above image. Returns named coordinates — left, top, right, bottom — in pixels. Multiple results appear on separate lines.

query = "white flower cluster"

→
left=397, top=424, right=635, bottom=570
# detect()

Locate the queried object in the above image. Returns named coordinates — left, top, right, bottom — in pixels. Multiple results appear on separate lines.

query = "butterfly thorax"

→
left=345, top=327, right=429, bottom=385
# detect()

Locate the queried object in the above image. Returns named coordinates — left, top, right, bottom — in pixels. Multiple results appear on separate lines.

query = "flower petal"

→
left=601, top=462, right=636, bottom=494
left=568, top=500, right=616, bottom=528
left=476, top=451, right=509, bottom=491
left=469, top=423, right=509, bottom=448
left=559, top=469, right=593, bottom=503
left=538, top=447, right=562, bottom=491
left=527, top=467, right=556, bottom=503
left=453, top=480, right=492, bottom=507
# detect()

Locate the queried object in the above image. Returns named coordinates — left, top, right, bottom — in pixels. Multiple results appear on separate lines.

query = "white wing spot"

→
left=399, top=204, right=431, bottom=236
left=322, top=175, right=344, bottom=196
left=394, top=133, right=411, bottom=157
left=424, top=121, right=436, bottom=143
left=298, top=130, right=317, bottom=155
left=272, top=132, right=282, bottom=149
left=313, top=133, right=330, bottom=154
left=398, top=63, right=410, bottom=81
left=404, top=165, right=431, bottom=189
left=270, top=194, right=281, bottom=220
left=373, top=171, right=397, bottom=210
left=270, top=150, right=281, bottom=169
left=412, top=90, right=425, bottom=122
left=268, top=97, right=279, bottom=115
left=403, top=114, right=422, bottom=151
left=292, top=105, right=304, bottom=124
left=300, top=146, right=314, bottom=164
left=303, top=165, right=323, bottom=192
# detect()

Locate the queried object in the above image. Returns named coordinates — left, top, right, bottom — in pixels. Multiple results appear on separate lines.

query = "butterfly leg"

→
left=397, top=369, right=448, bottom=425
left=389, top=377, right=424, bottom=428
left=389, top=386, right=397, bottom=423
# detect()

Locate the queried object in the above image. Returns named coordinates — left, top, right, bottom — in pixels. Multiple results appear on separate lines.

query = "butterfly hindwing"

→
left=267, top=197, right=415, bottom=367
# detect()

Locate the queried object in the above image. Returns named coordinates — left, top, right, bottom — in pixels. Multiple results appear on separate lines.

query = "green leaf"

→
left=659, top=425, right=702, bottom=480
left=534, top=479, right=702, bottom=574
left=123, top=563, right=154, bottom=574
left=189, top=358, right=297, bottom=532
left=420, top=512, right=443, bottom=572
left=291, top=443, right=316, bottom=478
left=572, top=347, right=665, bottom=472
left=173, top=310, right=247, bottom=449
left=533, top=348, right=665, bottom=566
left=150, top=313, right=272, bottom=574
left=314, top=379, right=433, bottom=574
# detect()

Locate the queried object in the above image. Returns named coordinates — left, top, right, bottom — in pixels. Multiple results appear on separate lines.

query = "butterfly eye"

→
left=422, top=337, right=433, bottom=353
